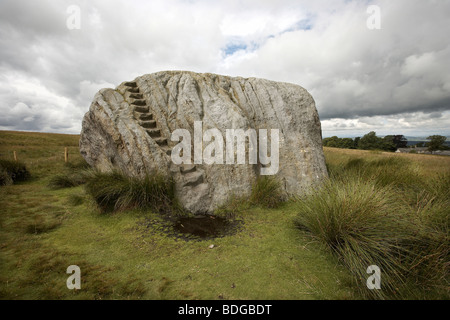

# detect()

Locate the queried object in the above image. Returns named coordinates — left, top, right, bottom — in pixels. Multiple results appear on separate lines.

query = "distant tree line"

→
left=323, top=132, right=448, bottom=152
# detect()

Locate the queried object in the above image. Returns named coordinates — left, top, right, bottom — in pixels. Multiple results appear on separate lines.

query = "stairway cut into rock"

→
left=123, top=81, right=172, bottom=156
left=122, top=80, right=209, bottom=193
left=180, top=164, right=206, bottom=188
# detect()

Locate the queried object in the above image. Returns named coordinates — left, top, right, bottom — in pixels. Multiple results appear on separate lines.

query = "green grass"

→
left=0, top=159, right=31, bottom=185
left=215, top=175, right=287, bottom=218
left=249, top=176, right=286, bottom=209
left=0, top=166, right=13, bottom=186
left=0, top=131, right=448, bottom=300
left=48, top=173, right=86, bottom=190
left=0, top=184, right=354, bottom=299
left=294, top=148, right=450, bottom=299
left=83, top=170, right=180, bottom=214
left=0, top=131, right=356, bottom=300
left=294, top=177, right=413, bottom=299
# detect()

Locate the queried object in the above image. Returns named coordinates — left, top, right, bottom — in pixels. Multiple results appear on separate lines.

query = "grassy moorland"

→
left=297, top=148, right=449, bottom=299
left=0, top=131, right=448, bottom=300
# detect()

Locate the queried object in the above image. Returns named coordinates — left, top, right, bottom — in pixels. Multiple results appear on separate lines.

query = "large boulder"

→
left=80, top=71, right=327, bottom=213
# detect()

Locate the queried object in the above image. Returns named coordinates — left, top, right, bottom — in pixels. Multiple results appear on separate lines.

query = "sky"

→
left=0, top=0, right=449, bottom=138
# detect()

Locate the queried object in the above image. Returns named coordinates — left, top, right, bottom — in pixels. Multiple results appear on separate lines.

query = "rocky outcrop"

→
left=80, top=71, right=328, bottom=213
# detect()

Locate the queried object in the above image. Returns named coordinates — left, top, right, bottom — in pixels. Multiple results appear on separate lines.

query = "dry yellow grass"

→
left=324, top=147, right=450, bottom=177
left=0, top=130, right=83, bottom=178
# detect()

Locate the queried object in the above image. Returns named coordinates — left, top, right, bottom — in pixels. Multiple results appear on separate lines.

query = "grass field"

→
left=0, top=131, right=448, bottom=300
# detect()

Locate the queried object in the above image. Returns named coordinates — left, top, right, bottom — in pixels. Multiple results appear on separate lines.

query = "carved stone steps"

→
left=183, top=171, right=204, bottom=187
left=122, top=79, right=170, bottom=157
left=140, top=120, right=156, bottom=128
left=124, top=81, right=137, bottom=87
left=134, top=106, right=149, bottom=113
left=130, top=99, right=146, bottom=106
left=139, top=113, right=153, bottom=121
left=191, top=182, right=209, bottom=195
left=127, top=87, right=140, bottom=93
left=161, top=146, right=172, bottom=156
left=154, top=137, right=168, bottom=147
left=179, top=164, right=206, bottom=188
left=146, top=128, right=161, bottom=138
left=181, top=164, right=196, bottom=174
left=129, top=93, right=143, bottom=99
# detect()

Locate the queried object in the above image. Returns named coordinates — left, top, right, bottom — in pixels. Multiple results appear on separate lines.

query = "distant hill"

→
left=405, top=136, right=450, bottom=147
left=405, top=136, right=450, bottom=142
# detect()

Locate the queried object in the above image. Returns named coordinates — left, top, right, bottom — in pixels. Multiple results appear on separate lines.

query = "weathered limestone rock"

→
left=80, top=71, right=328, bottom=213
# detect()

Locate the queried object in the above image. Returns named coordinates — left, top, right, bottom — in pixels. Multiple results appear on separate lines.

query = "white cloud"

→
left=402, top=52, right=438, bottom=78
left=0, top=0, right=448, bottom=136
left=0, top=71, right=87, bottom=132
left=77, top=80, right=115, bottom=107
left=322, top=111, right=450, bottom=137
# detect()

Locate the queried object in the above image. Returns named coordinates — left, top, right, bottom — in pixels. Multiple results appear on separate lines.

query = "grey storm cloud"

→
left=0, top=0, right=449, bottom=135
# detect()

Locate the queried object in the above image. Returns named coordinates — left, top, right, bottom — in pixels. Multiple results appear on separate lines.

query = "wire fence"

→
left=0, top=148, right=74, bottom=167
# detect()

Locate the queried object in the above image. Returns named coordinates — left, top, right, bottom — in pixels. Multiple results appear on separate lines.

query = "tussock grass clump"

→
left=84, top=170, right=179, bottom=214
left=0, top=167, right=13, bottom=186
left=294, top=177, right=412, bottom=298
left=216, top=175, right=286, bottom=217
left=297, top=153, right=450, bottom=299
left=403, top=174, right=449, bottom=293
left=48, top=172, right=86, bottom=189
left=424, top=172, right=450, bottom=204
left=214, top=193, right=251, bottom=219
left=48, top=159, right=90, bottom=189
left=64, top=159, right=90, bottom=170
left=249, top=176, right=286, bottom=209
left=0, top=159, right=31, bottom=184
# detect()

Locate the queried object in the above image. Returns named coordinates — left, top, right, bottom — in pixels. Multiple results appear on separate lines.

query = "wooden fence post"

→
left=64, top=147, right=68, bottom=163
left=13, top=151, right=17, bottom=162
